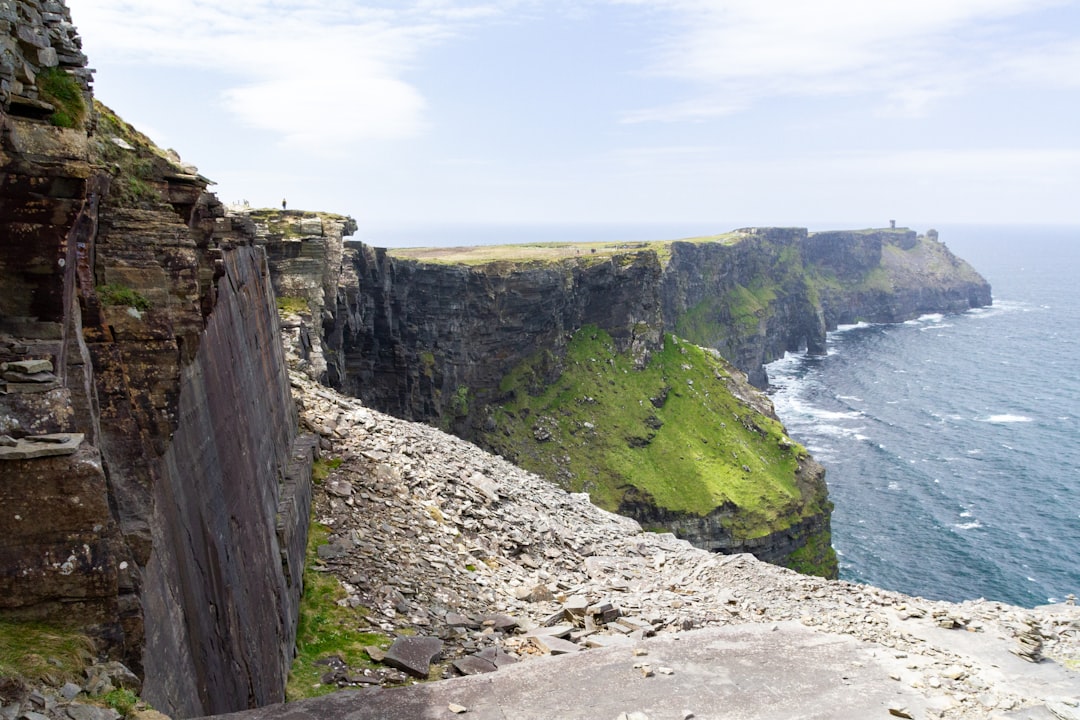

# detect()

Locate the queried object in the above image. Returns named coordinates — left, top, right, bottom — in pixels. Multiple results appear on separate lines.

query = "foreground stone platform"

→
left=199, top=621, right=1080, bottom=720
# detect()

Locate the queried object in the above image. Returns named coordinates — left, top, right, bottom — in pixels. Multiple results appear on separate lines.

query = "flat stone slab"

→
left=382, top=636, right=443, bottom=678
left=2, top=358, right=53, bottom=374
left=530, top=635, right=583, bottom=655
left=197, top=623, right=951, bottom=720
left=0, top=433, right=83, bottom=460
left=522, top=623, right=574, bottom=639
left=475, top=646, right=518, bottom=668
left=451, top=655, right=497, bottom=676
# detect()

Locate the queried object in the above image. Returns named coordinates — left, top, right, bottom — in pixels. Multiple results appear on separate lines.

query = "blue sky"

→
left=69, top=1, right=1079, bottom=243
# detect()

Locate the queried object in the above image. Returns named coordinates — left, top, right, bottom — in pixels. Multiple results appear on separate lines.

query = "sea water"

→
left=768, top=225, right=1080, bottom=606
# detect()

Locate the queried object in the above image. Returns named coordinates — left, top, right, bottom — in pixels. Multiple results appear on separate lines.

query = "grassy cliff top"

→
left=387, top=231, right=745, bottom=266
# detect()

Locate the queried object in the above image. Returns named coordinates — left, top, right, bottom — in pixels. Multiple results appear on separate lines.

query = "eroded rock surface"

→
left=289, top=370, right=1078, bottom=719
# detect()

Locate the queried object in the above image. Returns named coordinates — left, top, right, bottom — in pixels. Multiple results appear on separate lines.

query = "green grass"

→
left=91, top=102, right=168, bottom=208
left=481, top=327, right=822, bottom=539
left=101, top=688, right=139, bottom=717
left=37, top=67, right=87, bottom=128
left=286, top=523, right=390, bottom=701
left=785, top=527, right=838, bottom=577
left=96, top=283, right=150, bottom=311
left=276, top=296, right=310, bottom=315
left=386, top=232, right=744, bottom=268
left=0, top=620, right=95, bottom=685
left=311, top=457, right=343, bottom=485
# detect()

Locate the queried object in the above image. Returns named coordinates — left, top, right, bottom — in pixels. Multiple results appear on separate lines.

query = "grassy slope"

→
left=387, top=232, right=743, bottom=267
left=481, top=326, right=821, bottom=539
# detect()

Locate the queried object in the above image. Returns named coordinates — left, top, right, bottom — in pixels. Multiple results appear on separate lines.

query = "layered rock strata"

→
left=1, top=7, right=313, bottom=716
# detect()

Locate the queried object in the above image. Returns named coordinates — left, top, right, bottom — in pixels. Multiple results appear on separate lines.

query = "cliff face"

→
left=330, top=245, right=663, bottom=428
left=316, top=229, right=988, bottom=573
left=1, top=6, right=312, bottom=716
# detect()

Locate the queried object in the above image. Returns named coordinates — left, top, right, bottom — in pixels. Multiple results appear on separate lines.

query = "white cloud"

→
left=67, top=0, right=498, bottom=149
left=611, top=0, right=1074, bottom=121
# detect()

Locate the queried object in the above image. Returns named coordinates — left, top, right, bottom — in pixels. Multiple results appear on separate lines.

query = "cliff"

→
left=307, top=229, right=988, bottom=574
left=0, top=6, right=312, bottom=716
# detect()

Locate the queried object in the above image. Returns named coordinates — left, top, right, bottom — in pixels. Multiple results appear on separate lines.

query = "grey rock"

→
left=59, top=683, right=81, bottom=701
left=475, top=647, right=518, bottom=667
left=66, top=705, right=120, bottom=720
left=3, top=359, right=52, bottom=374
left=382, top=636, right=443, bottom=678
left=0, top=433, right=83, bottom=460
left=452, top=655, right=497, bottom=675
left=1048, top=701, right=1080, bottom=720
left=530, top=635, right=582, bottom=655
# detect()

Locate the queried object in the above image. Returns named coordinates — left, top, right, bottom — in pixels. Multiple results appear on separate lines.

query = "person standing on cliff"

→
left=282, top=197, right=287, bottom=210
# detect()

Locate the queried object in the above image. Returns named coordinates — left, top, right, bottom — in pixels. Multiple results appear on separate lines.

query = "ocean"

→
left=768, top=225, right=1080, bottom=607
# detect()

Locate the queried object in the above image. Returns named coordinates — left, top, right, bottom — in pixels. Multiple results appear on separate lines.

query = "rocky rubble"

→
left=0, top=660, right=148, bottom=720
left=289, top=369, right=1080, bottom=720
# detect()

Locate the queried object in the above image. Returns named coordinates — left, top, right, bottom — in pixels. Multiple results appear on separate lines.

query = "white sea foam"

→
left=981, top=414, right=1034, bottom=423
left=953, top=521, right=982, bottom=531
left=832, top=321, right=872, bottom=333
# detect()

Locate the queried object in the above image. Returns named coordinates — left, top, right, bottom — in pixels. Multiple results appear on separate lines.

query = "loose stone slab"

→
left=475, top=646, right=518, bottom=668
left=382, top=636, right=443, bottom=678
left=0, top=433, right=83, bottom=460
left=452, top=655, right=497, bottom=676
left=530, top=635, right=583, bottom=655
left=523, top=624, right=574, bottom=639
left=2, top=358, right=53, bottom=374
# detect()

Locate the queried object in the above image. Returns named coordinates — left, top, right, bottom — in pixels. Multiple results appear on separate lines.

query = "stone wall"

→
left=0, top=0, right=91, bottom=120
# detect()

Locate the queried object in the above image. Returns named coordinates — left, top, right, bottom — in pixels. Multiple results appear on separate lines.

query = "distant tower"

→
left=889, top=219, right=896, bottom=229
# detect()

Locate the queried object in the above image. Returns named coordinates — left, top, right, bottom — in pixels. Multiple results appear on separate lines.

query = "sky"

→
left=68, top=0, right=1080, bottom=245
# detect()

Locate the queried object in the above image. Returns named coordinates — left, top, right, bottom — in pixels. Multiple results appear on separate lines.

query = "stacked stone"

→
left=0, top=0, right=91, bottom=110
left=1, top=357, right=59, bottom=393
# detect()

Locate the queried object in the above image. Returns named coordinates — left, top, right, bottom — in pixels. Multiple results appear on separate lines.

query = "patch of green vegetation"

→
left=91, top=102, right=169, bottom=208
left=287, top=522, right=390, bottom=701
left=311, top=457, right=343, bottom=485
left=785, top=528, right=838, bottom=577
left=725, top=282, right=776, bottom=334
left=0, top=620, right=95, bottom=685
left=673, top=297, right=725, bottom=348
left=482, top=327, right=821, bottom=539
left=37, top=67, right=86, bottom=128
left=276, top=296, right=310, bottom=315
left=101, top=688, right=139, bottom=717
left=96, top=283, right=150, bottom=311
left=450, top=385, right=470, bottom=418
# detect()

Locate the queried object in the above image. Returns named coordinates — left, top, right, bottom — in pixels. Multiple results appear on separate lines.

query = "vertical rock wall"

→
left=138, top=247, right=310, bottom=717
left=329, top=245, right=664, bottom=428
left=1, top=5, right=315, bottom=716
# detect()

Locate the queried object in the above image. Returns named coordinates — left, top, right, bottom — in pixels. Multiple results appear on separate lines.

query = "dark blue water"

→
left=768, top=225, right=1080, bottom=606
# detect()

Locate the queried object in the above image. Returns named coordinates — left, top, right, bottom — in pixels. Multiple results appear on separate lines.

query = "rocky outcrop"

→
left=1, top=6, right=313, bottom=716
left=804, top=228, right=993, bottom=329
left=662, top=227, right=827, bottom=386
